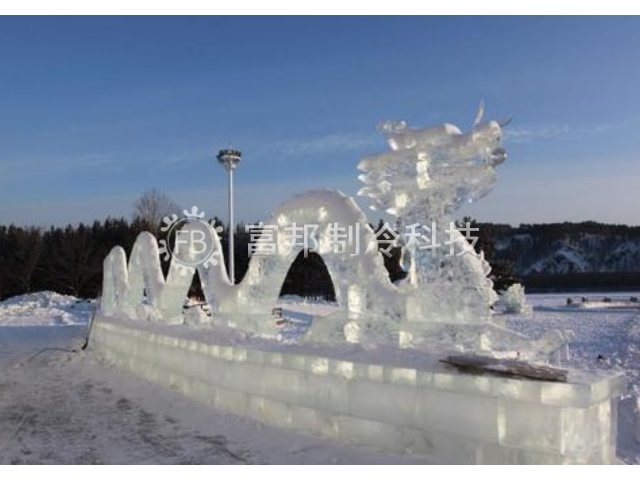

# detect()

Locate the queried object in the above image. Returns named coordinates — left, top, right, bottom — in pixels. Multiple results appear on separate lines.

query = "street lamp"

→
left=216, top=147, right=242, bottom=284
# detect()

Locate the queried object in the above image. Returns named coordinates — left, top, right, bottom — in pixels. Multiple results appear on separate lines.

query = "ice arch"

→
left=101, top=189, right=399, bottom=341
left=233, top=190, right=395, bottom=307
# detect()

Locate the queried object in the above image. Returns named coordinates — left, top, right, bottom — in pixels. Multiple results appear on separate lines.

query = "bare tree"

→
left=132, top=189, right=180, bottom=235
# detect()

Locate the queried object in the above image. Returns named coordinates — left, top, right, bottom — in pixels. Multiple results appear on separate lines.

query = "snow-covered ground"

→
left=0, top=291, right=639, bottom=464
left=0, top=293, right=416, bottom=465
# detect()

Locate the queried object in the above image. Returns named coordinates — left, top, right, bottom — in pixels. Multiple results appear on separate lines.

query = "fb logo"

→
left=175, top=229, right=209, bottom=257
left=158, top=206, right=223, bottom=275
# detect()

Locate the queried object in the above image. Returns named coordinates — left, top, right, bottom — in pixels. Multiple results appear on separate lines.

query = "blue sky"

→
left=1, top=16, right=640, bottom=226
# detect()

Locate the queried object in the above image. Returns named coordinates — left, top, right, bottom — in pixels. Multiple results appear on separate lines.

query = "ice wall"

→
left=91, top=317, right=625, bottom=464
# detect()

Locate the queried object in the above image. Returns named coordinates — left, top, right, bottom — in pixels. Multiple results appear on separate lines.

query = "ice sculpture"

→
left=93, top=106, right=623, bottom=465
left=496, top=283, right=533, bottom=315
left=102, top=190, right=400, bottom=341
left=358, top=103, right=508, bottom=333
left=100, top=104, right=543, bottom=351
left=101, top=232, right=186, bottom=324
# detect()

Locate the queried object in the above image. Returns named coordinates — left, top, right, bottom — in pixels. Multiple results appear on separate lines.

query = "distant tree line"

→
left=479, top=221, right=640, bottom=265
left=524, top=272, right=640, bottom=292
left=0, top=219, right=140, bottom=300
left=3, top=213, right=640, bottom=302
left=478, top=221, right=640, bottom=288
left=0, top=217, right=409, bottom=302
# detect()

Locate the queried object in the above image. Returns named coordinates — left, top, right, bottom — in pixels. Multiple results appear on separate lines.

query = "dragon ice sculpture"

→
left=358, top=102, right=509, bottom=219
left=100, top=105, right=566, bottom=356
left=357, top=103, right=511, bottom=334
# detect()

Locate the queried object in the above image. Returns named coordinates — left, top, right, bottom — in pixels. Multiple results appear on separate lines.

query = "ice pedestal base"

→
left=90, top=315, right=624, bottom=464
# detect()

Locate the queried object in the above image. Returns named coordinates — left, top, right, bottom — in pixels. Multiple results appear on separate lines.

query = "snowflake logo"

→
left=158, top=206, right=224, bottom=276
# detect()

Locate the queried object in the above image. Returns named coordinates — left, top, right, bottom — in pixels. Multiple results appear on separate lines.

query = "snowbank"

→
left=0, top=291, right=94, bottom=326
